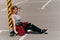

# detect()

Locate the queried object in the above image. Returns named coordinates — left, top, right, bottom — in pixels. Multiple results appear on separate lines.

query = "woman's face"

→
left=13, top=8, right=18, bottom=14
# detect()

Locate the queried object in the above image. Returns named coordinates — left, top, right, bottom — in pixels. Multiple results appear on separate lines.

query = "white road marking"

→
left=0, top=30, right=9, bottom=33
left=0, top=30, right=28, bottom=40
left=0, top=8, right=7, bottom=12
left=15, top=1, right=24, bottom=5
left=0, top=31, right=2, bottom=33
left=0, top=30, right=9, bottom=32
left=41, top=0, right=52, bottom=9
left=19, top=34, right=28, bottom=40
left=0, top=0, right=29, bottom=12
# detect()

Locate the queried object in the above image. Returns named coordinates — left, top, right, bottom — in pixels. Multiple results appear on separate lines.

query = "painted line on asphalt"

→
left=0, top=0, right=28, bottom=12
left=19, top=34, right=28, bottom=40
left=41, top=0, right=52, bottom=9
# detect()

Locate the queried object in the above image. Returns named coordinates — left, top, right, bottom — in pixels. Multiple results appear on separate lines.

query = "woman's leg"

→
left=30, top=24, right=42, bottom=33
left=10, top=28, right=15, bottom=36
left=24, top=23, right=42, bottom=33
left=30, top=24, right=47, bottom=33
left=25, top=23, right=47, bottom=33
left=24, top=23, right=31, bottom=33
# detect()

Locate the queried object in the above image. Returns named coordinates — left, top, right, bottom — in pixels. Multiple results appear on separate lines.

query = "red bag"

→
left=23, top=22, right=28, bottom=28
left=16, top=26, right=26, bottom=36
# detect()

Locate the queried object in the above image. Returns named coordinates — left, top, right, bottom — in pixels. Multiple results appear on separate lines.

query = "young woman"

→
left=10, top=5, right=47, bottom=36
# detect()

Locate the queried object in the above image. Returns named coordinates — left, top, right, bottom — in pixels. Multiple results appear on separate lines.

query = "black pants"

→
left=16, top=22, right=42, bottom=33
left=24, top=23, right=42, bottom=33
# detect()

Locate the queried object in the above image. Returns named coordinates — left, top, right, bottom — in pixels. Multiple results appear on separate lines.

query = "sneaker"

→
left=10, top=31, right=15, bottom=37
left=41, top=29, right=47, bottom=34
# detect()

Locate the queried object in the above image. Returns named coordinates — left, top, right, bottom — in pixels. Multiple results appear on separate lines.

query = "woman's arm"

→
left=12, top=17, right=18, bottom=34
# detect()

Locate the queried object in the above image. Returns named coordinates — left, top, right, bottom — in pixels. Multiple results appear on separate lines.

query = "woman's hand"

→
left=15, top=31, right=18, bottom=34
